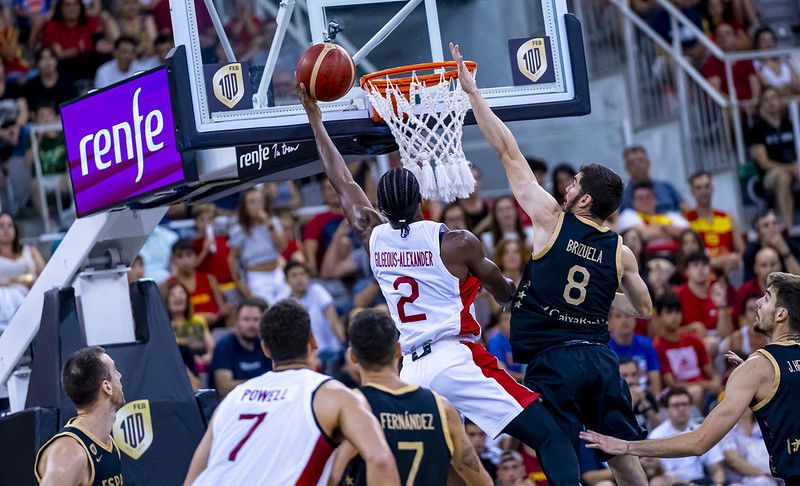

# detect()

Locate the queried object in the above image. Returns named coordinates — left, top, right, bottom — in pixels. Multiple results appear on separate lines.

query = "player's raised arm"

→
left=449, top=42, right=560, bottom=231
left=580, top=354, right=768, bottom=458
left=442, top=229, right=515, bottom=305
left=297, top=82, right=386, bottom=246
left=616, top=245, right=653, bottom=318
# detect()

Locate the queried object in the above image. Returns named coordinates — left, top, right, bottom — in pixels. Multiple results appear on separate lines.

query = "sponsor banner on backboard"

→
left=204, top=62, right=253, bottom=111
left=508, top=36, right=556, bottom=85
left=62, top=67, right=186, bottom=218
left=235, top=140, right=318, bottom=180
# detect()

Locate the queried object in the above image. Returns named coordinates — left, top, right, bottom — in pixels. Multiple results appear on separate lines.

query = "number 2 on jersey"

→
left=393, top=276, right=427, bottom=323
left=228, top=413, right=267, bottom=461
left=563, top=265, right=590, bottom=305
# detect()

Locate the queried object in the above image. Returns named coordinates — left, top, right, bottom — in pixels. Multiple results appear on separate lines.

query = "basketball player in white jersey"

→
left=298, top=84, right=581, bottom=484
left=184, top=300, right=400, bottom=486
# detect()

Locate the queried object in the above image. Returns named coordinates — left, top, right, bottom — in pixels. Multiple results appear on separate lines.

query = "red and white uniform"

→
left=369, top=220, right=539, bottom=438
left=192, top=369, right=335, bottom=486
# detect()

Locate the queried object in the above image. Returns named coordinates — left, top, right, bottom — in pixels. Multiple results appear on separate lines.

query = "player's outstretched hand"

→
left=579, top=430, right=630, bottom=456
left=725, top=350, right=745, bottom=368
left=448, top=42, right=478, bottom=95
left=295, top=79, right=322, bottom=122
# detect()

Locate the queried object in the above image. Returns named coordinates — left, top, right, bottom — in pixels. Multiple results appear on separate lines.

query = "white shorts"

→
left=400, top=338, right=540, bottom=439
left=246, top=267, right=288, bottom=306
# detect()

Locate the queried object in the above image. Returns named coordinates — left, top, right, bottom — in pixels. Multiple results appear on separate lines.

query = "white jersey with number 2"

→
left=192, top=368, right=336, bottom=486
left=369, top=220, right=482, bottom=354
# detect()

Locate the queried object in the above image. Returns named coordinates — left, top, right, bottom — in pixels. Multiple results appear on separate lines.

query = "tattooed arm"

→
left=440, top=395, right=493, bottom=485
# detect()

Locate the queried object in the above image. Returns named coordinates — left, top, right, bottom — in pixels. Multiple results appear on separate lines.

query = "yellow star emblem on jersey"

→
left=345, top=475, right=355, bottom=486
left=517, top=290, right=526, bottom=300
left=514, top=301, right=522, bottom=309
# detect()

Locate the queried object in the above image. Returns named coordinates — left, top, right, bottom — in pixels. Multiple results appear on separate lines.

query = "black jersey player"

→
left=452, top=43, right=654, bottom=486
left=330, top=309, right=492, bottom=485
left=583, top=272, right=800, bottom=485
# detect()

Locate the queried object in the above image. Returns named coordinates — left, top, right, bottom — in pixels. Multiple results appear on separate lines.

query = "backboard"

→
left=167, top=0, right=589, bottom=152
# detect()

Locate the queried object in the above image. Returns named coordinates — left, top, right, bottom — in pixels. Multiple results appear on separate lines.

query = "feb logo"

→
left=113, top=399, right=153, bottom=460
left=516, top=38, right=548, bottom=83
left=213, top=63, right=244, bottom=109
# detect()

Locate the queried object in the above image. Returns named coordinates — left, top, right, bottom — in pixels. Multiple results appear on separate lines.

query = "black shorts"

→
left=523, top=342, right=645, bottom=460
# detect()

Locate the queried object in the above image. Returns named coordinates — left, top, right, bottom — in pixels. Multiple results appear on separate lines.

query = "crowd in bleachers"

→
left=1, top=0, right=800, bottom=484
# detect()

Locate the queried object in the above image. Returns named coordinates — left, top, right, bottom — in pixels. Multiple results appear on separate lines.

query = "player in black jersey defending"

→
left=451, top=43, right=654, bottom=485
left=583, top=271, right=800, bottom=484
left=330, top=309, right=492, bottom=486
left=35, top=346, right=126, bottom=486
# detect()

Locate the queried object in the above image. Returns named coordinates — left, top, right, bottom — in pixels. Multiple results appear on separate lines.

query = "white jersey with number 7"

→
left=191, top=368, right=335, bottom=486
left=369, top=220, right=482, bottom=354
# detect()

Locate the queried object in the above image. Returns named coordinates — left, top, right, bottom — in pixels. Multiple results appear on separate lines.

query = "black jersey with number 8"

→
left=511, top=212, right=623, bottom=363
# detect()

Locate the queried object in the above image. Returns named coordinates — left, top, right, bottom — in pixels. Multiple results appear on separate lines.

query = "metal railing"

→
left=28, top=123, right=74, bottom=233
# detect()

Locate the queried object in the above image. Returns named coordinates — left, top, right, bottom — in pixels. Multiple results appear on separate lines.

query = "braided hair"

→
left=377, top=167, right=421, bottom=238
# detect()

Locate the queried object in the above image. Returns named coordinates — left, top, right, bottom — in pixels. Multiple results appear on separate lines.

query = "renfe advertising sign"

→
left=62, top=67, right=185, bottom=217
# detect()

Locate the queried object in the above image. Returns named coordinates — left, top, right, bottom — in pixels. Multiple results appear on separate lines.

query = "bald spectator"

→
left=617, top=181, right=689, bottom=252
left=620, top=146, right=689, bottom=214
left=734, top=246, right=781, bottom=324
left=685, top=171, right=744, bottom=273
left=742, top=210, right=800, bottom=281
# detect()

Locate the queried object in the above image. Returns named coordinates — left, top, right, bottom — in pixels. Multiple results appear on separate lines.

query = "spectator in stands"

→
left=749, top=88, right=798, bottom=230
left=673, top=252, right=733, bottom=345
left=735, top=246, right=781, bottom=323
left=465, top=419, right=498, bottom=479
left=619, top=358, right=661, bottom=432
left=0, top=5, right=29, bottom=77
left=94, top=36, right=147, bottom=88
left=721, top=294, right=768, bottom=357
left=752, top=27, right=800, bottom=98
left=303, top=178, right=344, bottom=276
left=228, top=187, right=287, bottom=304
left=577, top=440, right=614, bottom=486
left=487, top=309, right=523, bottom=382
left=109, top=0, right=157, bottom=58
left=276, top=261, right=344, bottom=369
left=722, top=410, right=777, bottom=485
left=675, top=228, right=704, bottom=277
left=165, top=281, right=215, bottom=367
left=0, top=212, right=46, bottom=331
left=127, top=255, right=144, bottom=283
left=163, top=239, right=224, bottom=324
left=224, top=0, right=266, bottom=62
left=495, top=239, right=526, bottom=287
left=621, top=227, right=648, bottom=274
left=440, top=202, right=468, bottom=230
left=264, top=180, right=302, bottom=212
left=497, top=450, right=535, bottom=486
left=528, top=157, right=548, bottom=188
left=686, top=170, right=744, bottom=273
left=617, top=180, right=689, bottom=251
left=24, top=47, right=78, bottom=112
left=208, top=298, right=270, bottom=398
left=701, top=0, right=750, bottom=50
left=648, top=0, right=707, bottom=65
left=702, top=23, right=760, bottom=104
left=620, top=146, right=688, bottom=214
left=648, top=387, right=728, bottom=484
left=41, top=0, right=113, bottom=81
left=639, top=456, right=682, bottom=486
left=550, top=163, right=576, bottom=207
left=140, top=224, right=178, bottom=283
left=647, top=258, right=678, bottom=302
left=0, top=59, right=28, bottom=166
left=483, top=195, right=531, bottom=255
left=192, top=205, right=234, bottom=299
left=11, top=0, right=51, bottom=51
left=652, top=293, right=722, bottom=407
left=609, top=307, right=662, bottom=393
left=742, top=209, right=800, bottom=281
left=150, top=34, right=173, bottom=67
left=27, top=102, right=69, bottom=224
left=457, top=166, right=492, bottom=235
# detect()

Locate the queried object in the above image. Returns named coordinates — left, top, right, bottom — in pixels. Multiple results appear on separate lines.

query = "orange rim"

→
left=360, top=61, right=477, bottom=94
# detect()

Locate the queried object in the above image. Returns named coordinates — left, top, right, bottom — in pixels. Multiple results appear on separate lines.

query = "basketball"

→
left=296, top=43, right=356, bottom=102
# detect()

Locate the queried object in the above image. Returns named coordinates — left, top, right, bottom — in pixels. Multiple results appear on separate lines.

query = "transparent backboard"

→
left=168, top=0, right=583, bottom=150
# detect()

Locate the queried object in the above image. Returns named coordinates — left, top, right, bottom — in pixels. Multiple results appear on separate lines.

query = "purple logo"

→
left=63, top=67, right=185, bottom=217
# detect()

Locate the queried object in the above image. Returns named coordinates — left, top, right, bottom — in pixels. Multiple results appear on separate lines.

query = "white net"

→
left=363, top=71, right=476, bottom=202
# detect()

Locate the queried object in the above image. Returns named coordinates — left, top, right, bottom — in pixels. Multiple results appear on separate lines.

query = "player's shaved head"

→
left=377, top=167, right=421, bottom=237
left=348, top=309, right=398, bottom=370
left=260, top=300, right=311, bottom=363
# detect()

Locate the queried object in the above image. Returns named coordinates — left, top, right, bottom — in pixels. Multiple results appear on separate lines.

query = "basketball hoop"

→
left=361, top=61, right=478, bottom=202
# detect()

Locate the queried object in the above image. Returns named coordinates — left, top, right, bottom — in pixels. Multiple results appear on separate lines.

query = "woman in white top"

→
left=227, top=188, right=288, bottom=305
left=481, top=195, right=533, bottom=255
left=0, top=212, right=45, bottom=331
left=753, top=27, right=800, bottom=97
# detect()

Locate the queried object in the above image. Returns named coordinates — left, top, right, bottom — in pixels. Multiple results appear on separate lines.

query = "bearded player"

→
left=451, top=43, right=653, bottom=485
left=298, top=83, right=581, bottom=484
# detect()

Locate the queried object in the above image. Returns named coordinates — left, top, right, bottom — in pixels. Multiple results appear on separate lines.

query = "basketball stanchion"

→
left=361, top=61, right=478, bottom=202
